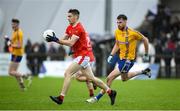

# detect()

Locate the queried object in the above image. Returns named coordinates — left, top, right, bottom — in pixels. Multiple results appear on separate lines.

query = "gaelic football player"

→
left=45, top=9, right=117, bottom=105
left=86, top=14, right=151, bottom=103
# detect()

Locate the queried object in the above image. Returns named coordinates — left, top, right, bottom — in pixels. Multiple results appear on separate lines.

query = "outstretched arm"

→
left=46, top=33, right=79, bottom=47
left=110, top=41, right=119, bottom=56
left=141, top=36, right=149, bottom=62
left=141, top=36, right=149, bottom=55
left=107, top=41, right=119, bottom=63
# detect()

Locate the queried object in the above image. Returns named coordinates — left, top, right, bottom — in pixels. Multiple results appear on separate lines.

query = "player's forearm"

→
left=59, top=39, right=74, bottom=47
left=62, top=35, right=69, bottom=40
left=110, top=42, right=119, bottom=56
left=11, top=42, right=22, bottom=48
left=58, top=35, right=78, bottom=47
left=142, top=37, right=149, bottom=54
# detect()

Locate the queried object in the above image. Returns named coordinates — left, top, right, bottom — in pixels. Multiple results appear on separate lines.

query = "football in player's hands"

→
left=43, top=29, right=59, bottom=42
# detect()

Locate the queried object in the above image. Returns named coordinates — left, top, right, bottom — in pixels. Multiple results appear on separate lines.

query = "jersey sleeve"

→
left=134, top=30, right=143, bottom=40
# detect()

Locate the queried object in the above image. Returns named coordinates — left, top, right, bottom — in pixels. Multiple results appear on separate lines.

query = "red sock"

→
left=89, top=89, right=94, bottom=97
left=106, top=89, right=112, bottom=95
left=59, top=95, right=64, bottom=101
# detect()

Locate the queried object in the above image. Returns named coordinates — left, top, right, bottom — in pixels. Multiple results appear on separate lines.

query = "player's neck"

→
left=119, top=26, right=127, bottom=31
left=13, top=27, right=19, bottom=31
left=72, top=21, right=79, bottom=27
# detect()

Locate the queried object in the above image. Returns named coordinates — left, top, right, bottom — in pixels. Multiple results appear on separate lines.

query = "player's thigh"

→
left=76, top=71, right=83, bottom=77
left=9, top=54, right=22, bottom=71
left=64, top=62, right=81, bottom=77
left=72, top=71, right=81, bottom=78
left=80, top=66, right=95, bottom=80
left=107, top=67, right=121, bottom=80
left=9, top=62, right=19, bottom=72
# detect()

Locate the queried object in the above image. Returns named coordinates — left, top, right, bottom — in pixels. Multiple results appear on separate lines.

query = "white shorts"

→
left=73, top=56, right=94, bottom=69
left=72, top=56, right=95, bottom=78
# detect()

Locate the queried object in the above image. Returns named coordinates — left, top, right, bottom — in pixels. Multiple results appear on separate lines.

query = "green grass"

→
left=0, top=76, right=180, bottom=110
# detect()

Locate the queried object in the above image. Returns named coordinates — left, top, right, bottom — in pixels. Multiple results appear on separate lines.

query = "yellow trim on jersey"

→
left=11, top=29, right=24, bottom=56
left=115, top=27, right=143, bottom=60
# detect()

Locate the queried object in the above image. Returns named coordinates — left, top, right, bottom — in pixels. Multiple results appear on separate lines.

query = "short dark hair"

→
left=12, top=18, right=20, bottom=24
left=117, top=14, right=127, bottom=20
left=68, top=9, right=80, bottom=16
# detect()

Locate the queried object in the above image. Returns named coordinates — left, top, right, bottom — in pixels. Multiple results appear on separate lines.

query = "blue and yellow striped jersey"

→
left=114, top=27, right=143, bottom=60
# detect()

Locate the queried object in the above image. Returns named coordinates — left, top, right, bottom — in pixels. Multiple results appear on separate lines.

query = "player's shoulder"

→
left=77, top=22, right=84, bottom=28
left=128, top=27, right=136, bottom=32
left=114, top=28, right=120, bottom=34
left=18, top=28, right=23, bottom=35
left=128, top=27, right=141, bottom=35
left=18, top=28, right=23, bottom=32
left=76, top=22, right=85, bottom=32
left=66, top=24, right=72, bottom=30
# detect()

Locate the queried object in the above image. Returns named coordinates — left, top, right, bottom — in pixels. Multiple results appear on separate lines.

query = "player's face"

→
left=117, top=18, right=127, bottom=30
left=12, top=22, right=18, bottom=31
left=67, top=13, right=78, bottom=25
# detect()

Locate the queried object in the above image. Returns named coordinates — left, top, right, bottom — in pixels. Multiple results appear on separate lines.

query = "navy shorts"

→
left=11, top=54, right=23, bottom=63
left=117, top=59, right=134, bottom=73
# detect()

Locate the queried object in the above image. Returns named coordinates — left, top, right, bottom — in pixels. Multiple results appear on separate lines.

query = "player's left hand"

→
left=46, top=32, right=59, bottom=42
left=143, top=54, right=149, bottom=62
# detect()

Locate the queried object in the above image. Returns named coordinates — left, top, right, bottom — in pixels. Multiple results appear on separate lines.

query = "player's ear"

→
left=76, top=15, right=79, bottom=20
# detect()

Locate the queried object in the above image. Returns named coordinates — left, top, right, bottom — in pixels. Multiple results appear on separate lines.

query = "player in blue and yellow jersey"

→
left=4, top=18, right=31, bottom=91
left=86, top=14, right=151, bottom=103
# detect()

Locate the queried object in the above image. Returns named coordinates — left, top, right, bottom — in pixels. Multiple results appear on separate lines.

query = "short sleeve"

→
left=134, top=30, right=143, bottom=40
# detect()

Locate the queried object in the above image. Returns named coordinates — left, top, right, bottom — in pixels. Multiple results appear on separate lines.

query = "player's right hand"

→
left=46, top=32, right=59, bottom=42
left=107, top=55, right=113, bottom=64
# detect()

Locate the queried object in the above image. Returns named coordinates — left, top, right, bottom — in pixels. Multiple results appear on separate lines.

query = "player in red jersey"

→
left=72, top=51, right=97, bottom=97
left=45, top=9, right=117, bottom=105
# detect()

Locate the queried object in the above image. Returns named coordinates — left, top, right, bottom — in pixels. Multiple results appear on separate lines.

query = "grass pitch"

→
left=0, top=76, right=180, bottom=110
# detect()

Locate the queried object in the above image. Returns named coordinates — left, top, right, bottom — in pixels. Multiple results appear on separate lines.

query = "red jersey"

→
left=65, top=22, right=95, bottom=62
